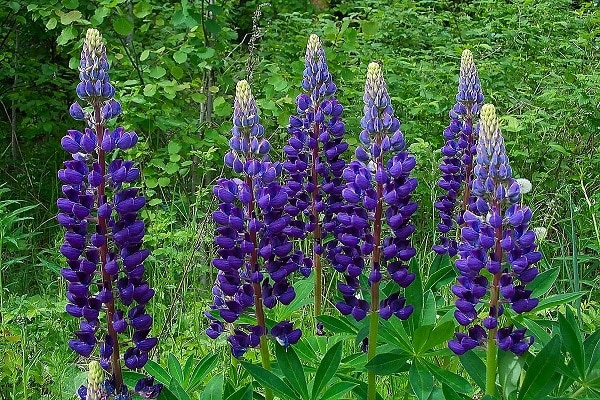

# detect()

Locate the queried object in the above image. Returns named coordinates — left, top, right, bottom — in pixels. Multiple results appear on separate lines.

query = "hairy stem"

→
left=94, top=104, right=122, bottom=390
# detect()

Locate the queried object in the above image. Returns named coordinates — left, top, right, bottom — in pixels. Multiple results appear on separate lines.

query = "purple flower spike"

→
left=59, top=28, right=159, bottom=398
left=435, top=50, right=485, bottom=256
left=207, top=80, right=303, bottom=356
left=335, top=62, right=417, bottom=323
left=450, top=105, right=540, bottom=356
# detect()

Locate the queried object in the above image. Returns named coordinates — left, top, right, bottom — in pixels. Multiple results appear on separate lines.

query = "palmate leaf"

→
left=409, top=360, right=433, bottom=400
left=364, top=351, right=410, bottom=375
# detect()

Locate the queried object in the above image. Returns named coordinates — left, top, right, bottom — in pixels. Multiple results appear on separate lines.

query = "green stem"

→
left=571, top=385, right=588, bottom=398
left=367, top=302, right=379, bottom=400
left=259, top=335, right=273, bottom=400
left=485, top=329, right=498, bottom=396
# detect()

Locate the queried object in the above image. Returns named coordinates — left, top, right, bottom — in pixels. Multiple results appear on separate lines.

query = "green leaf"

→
left=170, top=65, right=184, bottom=80
left=241, top=361, right=297, bottom=399
left=46, top=18, right=57, bottom=30
left=90, top=7, right=109, bottom=26
left=173, top=50, right=188, bottom=64
left=584, top=330, right=600, bottom=375
left=517, top=335, right=561, bottom=400
left=168, top=378, right=190, bottom=400
left=424, top=264, right=455, bottom=292
left=316, top=315, right=357, bottom=335
left=188, top=353, right=219, bottom=391
left=205, top=19, right=221, bottom=34
left=199, top=374, right=223, bottom=400
left=425, top=361, right=471, bottom=394
left=536, top=292, right=585, bottom=312
left=558, top=310, right=584, bottom=377
left=365, top=351, right=411, bottom=375
left=459, top=351, right=486, bottom=390
left=168, top=354, right=184, bottom=384
left=225, top=384, right=253, bottom=400
left=275, top=345, right=308, bottom=400
left=57, top=26, right=77, bottom=46
left=409, top=361, right=434, bottom=400
left=192, top=93, right=207, bottom=103
left=319, top=381, right=358, bottom=400
left=422, top=321, right=456, bottom=351
left=113, top=16, right=134, bottom=36
left=149, top=67, right=167, bottom=79
left=360, top=20, right=378, bottom=37
left=311, top=341, right=343, bottom=399
left=143, top=84, right=157, bottom=97
left=529, top=268, right=559, bottom=298
left=498, top=351, right=523, bottom=400
left=144, top=360, right=172, bottom=387
left=140, top=49, right=150, bottom=61
left=413, top=325, right=434, bottom=354
left=198, top=47, right=216, bottom=59
left=58, top=10, right=82, bottom=25
left=168, top=141, right=182, bottom=154
left=158, top=177, right=170, bottom=187
left=404, top=258, right=423, bottom=334
left=133, top=0, right=153, bottom=18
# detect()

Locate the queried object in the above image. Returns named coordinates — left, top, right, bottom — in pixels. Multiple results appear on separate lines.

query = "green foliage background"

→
left=0, top=0, right=599, bottom=398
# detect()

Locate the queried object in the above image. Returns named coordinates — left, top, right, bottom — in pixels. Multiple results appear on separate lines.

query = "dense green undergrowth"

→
left=0, top=0, right=599, bottom=398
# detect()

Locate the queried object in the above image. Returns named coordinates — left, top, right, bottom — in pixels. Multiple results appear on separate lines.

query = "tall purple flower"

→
left=334, top=61, right=417, bottom=321
left=434, top=49, right=484, bottom=256
left=449, top=104, right=540, bottom=356
left=284, top=34, right=347, bottom=317
left=58, top=29, right=158, bottom=399
left=207, top=80, right=302, bottom=358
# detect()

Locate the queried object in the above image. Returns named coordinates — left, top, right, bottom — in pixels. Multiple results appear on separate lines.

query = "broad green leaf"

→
left=316, top=315, right=357, bottom=335
left=143, top=84, right=157, bottom=97
left=133, top=0, right=153, bottom=18
left=442, top=384, right=472, bottom=400
left=199, top=374, right=223, bottom=400
left=168, top=354, right=184, bottom=384
left=90, top=7, right=109, bottom=26
left=165, top=162, right=179, bottom=175
left=62, top=0, right=79, bottom=9
left=275, top=345, right=308, bottom=400
left=536, top=292, right=585, bottom=312
left=198, top=47, right=216, bottom=59
left=144, top=360, right=172, bottom=387
left=426, top=360, right=471, bottom=393
left=192, top=93, right=207, bottom=103
left=241, top=361, right=297, bottom=400
left=413, top=325, right=434, bottom=354
left=170, top=65, right=184, bottom=80
left=459, top=351, right=486, bottom=390
left=364, top=351, right=410, bottom=375
left=114, top=16, right=134, bottom=36
left=173, top=50, right=188, bottom=64
left=57, top=26, right=77, bottom=46
left=558, top=311, right=584, bottom=377
left=140, top=49, right=150, bottom=61
left=148, top=198, right=162, bottom=206
left=58, top=10, right=82, bottom=25
left=46, top=18, right=57, bottom=30
left=518, top=335, right=561, bottom=400
left=168, top=141, right=182, bottom=154
left=158, top=177, right=170, bottom=187
left=529, top=268, right=559, bottom=298
left=148, top=66, right=166, bottom=79
left=360, top=20, right=379, bottom=37
left=410, top=361, right=434, bottom=400
left=168, top=378, right=190, bottom=400
left=319, top=381, right=357, bottom=400
left=311, top=341, right=343, bottom=399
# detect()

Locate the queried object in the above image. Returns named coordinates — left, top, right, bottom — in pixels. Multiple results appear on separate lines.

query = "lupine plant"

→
left=334, top=62, right=418, bottom=400
left=206, top=79, right=304, bottom=399
left=448, top=104, right=541, bottom=396
left=434, top=49, right=484, bottom=257
left=58, top=29, right=161, bottom=399
left=284, top=34, right=347, bottom=320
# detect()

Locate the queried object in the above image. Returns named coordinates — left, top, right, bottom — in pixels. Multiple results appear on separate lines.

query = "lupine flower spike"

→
left=448, top=104, right=541, bottom=394
left=59, top=29, right=159, bottom=399
left=434, top=49, right=484, bottom=256
left=284, top=34, right=347, bottom=320
left=206, top=80, right=302, bottom=363
left=335, top=62, right=417, bottom=400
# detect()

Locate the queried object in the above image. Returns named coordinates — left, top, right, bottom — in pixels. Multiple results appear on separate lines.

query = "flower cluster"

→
left=206, top=80, right=302, bottom=357
left=283, top=35, right=348, bottom=317
left=58, top=29, right=159, bottom=399
left=332, top=62, right=417, bottom=321
left=434, top=49, right=484, bottom=256
left=449, top=104, right=540, bottom=356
